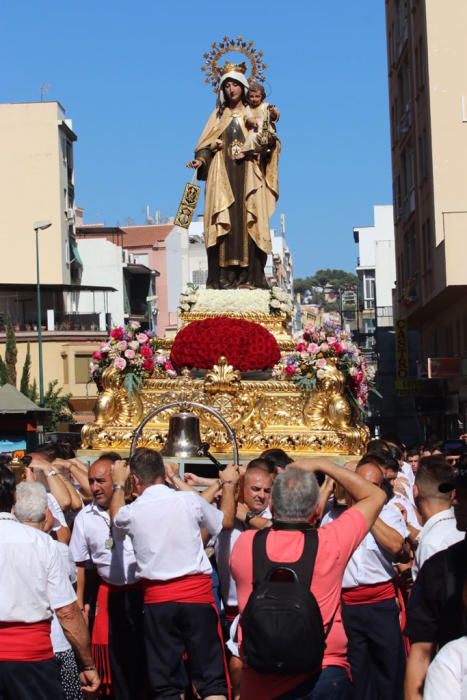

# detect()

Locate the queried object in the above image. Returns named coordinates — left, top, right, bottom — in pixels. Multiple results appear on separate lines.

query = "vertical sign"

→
left=395, top=319, right=409, bottom=380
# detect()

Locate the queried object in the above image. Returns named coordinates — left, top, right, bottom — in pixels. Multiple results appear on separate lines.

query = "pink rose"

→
left=129, top=340, right=139, bottom=351
left=92, top=351, right=102, bottom=360
left=140, top=344, right=153, bottom=358
left=117, top=340, right=128, bottom=351
left=320, top=343, right=329, bottom=352
left=124, top=349, right=136, bottom=359
left=295, top=342, right=307, bottom=352
left=113, top=357, right=127, bottom=370
left=110, top=326, right=124, bottom=340
left=308, top=343, right=319, bottom=354
left=137, top=333, right=149, bottom=344
left=316, top=358, right=327, bottom=368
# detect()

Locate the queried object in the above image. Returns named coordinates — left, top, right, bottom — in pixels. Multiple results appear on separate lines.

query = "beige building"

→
left=385, top=0, right=467, bottom=431
left=0, top=101, right=112, bottom=421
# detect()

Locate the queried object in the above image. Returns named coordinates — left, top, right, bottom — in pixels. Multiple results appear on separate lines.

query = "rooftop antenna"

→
left=280, top=213, right=286, bottom=235
left=40, top=83, right=50, bottom=101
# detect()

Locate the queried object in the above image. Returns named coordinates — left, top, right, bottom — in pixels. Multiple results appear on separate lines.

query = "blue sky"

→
left=1, top=0, right=392, bottom=278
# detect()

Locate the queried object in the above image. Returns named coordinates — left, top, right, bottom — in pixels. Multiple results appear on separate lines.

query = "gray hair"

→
left=272, top=467, right=320, bottom=520
left=15, top=482, right=48, bottom=523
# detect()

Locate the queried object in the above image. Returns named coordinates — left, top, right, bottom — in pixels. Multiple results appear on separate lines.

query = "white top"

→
left=0, top=515, right=76, bottom=623
left=215, top=507, right=271, bottom=606
left=424, top=637, right=467, bottom=700
left=412, top=509, right=464, bottom=580
left=47, top=493, right=67, bottom=531
left=323, top=502, right=407, bottom=588
left=50, top=542, right=77, bottom=653
left=392, top=490, right=420, bottom=531
left=114, top=484, right=224, bottom=581
left=70, top=502, right=137, bottom=585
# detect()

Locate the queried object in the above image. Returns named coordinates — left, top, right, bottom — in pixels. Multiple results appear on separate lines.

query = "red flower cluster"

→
left=170, top=317, right=281, bottom=372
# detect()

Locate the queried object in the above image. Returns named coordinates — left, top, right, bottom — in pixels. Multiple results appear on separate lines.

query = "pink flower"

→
left=296, top=342, right=307, bottom=352
left=308, top=343, right=319, bottom=354
left=142, top=358, right=155, bottom=371
left=110, top=326, right=124, bottom=340
left=92, top=351, right=103, bottom=360
left=113, top=357, right=127, bottom=370
left=164, top=360, right=175, bottom=371
left=316, top=358, right=327, bottom=369
left=137, top=333, right=149, bottom=344
left=327, top=336, right=337, bottom=344
left=333, top=342, right=344, bottom=353
left=117, top=340, right=128, bottom=351
left=140, top=344, right=153, bottom=358
left=129, top=340, right=139, bottom=351
left=100, top=342, right=110, bottom=352
left=320, top=343, right=329, bottom=352
left=285, top=364, right=297, bottom=375
left=124, top=349, right=136, bottom=359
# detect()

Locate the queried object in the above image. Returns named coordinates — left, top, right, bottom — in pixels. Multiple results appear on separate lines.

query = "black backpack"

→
left=241, top=524, right=333, bottom=675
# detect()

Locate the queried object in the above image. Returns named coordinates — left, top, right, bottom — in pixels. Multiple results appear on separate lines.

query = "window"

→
left=364, top=271, right=375, bottom=309
left=74, top=354, right=92, bottom=384
left=192, top=269, right=208, bottom=286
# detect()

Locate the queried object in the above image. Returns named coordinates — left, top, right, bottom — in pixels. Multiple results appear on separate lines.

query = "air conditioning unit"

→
left=66, top=208, right=75, bottom=222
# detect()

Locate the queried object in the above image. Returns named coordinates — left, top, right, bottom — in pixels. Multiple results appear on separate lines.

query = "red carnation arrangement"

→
left=170, top=317, right=281, bottom=372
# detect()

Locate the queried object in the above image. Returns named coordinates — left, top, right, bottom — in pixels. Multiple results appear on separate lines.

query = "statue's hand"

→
left=186, top=159, right=201, bottom=169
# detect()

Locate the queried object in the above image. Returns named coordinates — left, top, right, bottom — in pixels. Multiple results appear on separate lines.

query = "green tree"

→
left=0, top=355, right=7, bottom=385
left=294, top=269, right=358, bottom=296
left=5, top=318, right=17, bottom=386
left=20, top=343, right=31, bottom=396
left=43, top=379, right=75, bottom=430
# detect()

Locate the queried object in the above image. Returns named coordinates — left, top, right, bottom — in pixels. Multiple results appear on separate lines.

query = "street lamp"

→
left=33, top=220, right=52, bottom=407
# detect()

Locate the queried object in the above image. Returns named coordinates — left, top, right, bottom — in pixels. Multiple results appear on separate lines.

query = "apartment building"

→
left=385, top=0, right=467, bottom=434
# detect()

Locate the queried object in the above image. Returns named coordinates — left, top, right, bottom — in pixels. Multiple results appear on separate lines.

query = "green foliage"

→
left=294, top=269, right=358, bottom=296
left=28, top=379, right=38, bottom=403
left=43, top=379, right=75, bottom=430
left=5, top=318, right=17, bottom=386
left=123, top=372, right=143, bottom=400
left=0, top=355, right=7, bottom=386
left=20, top=343, right=31, bottom=396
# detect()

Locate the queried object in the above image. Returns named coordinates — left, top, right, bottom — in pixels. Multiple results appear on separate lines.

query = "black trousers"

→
left=108, top=586, right=147, bottom=700
left=342, top=598, right=405, bottom=700
left=144, top=601, right=228, bottom=700
left=0, top=658, right=64, bottom=700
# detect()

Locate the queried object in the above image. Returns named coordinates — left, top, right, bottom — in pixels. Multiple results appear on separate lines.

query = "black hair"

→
left=407, top=447, right=420, bottom=458
left=0, top=465, right=16, bottom=512
left=388, top=444, right=403, bottom=462
left=366, top=439, right=391, bottom=454
left=29, top=443, right=58, bottom=463
left=260, top=448, right=293, bottom=469
left=246, top=457, right=276, bottom=475
left=380, top=479, right=394, bottom=503
left=54, top=441, right=76, bottom=460
left=129, top=448, right=165, bottom=485
left=380, top=433, right=405, bottom=451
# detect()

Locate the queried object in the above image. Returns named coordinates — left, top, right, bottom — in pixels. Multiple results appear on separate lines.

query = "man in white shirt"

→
left=69, top=452, right=142, bottom=700
left=0, top=464, right=99, bottom=699
left=339, top=461, right=408, bottom=700
left=412, top=456, right=464, bottom=579
left=111, top=447, right=239, bottom=700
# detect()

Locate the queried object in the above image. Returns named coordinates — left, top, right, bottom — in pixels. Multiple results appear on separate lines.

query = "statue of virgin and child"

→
left=187, top=46, right=280, bottom=290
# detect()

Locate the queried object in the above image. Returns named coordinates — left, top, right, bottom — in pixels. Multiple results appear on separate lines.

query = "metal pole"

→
left=35, top=228, right=44, bottom=407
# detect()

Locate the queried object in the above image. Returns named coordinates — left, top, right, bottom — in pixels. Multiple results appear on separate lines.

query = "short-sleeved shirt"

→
left=0, top=517, right=76, bottom=623
left=412, top=510, right=463, bottom=580
left=230, top=507, right=367, bottom=700
left=423, top=636, right=467, bottom=700
left=114, top=484, right=224, bottom=581
left=405, top=534, right=467, bottom=647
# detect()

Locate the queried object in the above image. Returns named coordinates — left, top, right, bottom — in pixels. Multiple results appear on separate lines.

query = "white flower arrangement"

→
left=269, top=287, right=294, bottom=316
left=179, top=283, right=199, bottom=312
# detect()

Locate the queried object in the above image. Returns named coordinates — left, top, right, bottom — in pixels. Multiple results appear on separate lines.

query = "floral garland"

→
left=89, top=321, right=176, bottom=395
left=178, top=283, right=294, bottom=317
left=170, top=317, right=281, bottom=372
left=272, top=320, right=374, bottom=411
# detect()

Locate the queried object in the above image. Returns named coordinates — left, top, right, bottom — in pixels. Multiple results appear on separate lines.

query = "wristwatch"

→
left=112, top=483, right=126, bottom=491
left=245, top=511, right=257, bottom=526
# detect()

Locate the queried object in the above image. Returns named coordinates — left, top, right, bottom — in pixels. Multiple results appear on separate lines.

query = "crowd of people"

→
left=0, top=434, right=466, bottom=699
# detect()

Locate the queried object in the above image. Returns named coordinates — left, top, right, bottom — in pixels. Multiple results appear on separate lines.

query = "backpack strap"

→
left=251, top=528, right=318, bottom=592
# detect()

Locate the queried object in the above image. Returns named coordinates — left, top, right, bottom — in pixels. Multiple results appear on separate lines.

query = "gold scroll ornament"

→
left=174, top=182, right=201, bottom=229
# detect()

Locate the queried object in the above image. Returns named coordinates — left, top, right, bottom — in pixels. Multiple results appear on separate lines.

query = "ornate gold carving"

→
left=174, top=183, right=201, bottom=229
left=83, top=363, right=368, bottom=456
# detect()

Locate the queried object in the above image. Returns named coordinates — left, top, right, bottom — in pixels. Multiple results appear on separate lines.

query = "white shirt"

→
left=215, top=507, right=271, bottom=606
left=424, top=637, right=467, bottom=700
left=47, top=493, right=67, bottom=531
left=412, top=509, right=464, bottom=580
left=392, top=490, right=420, bottom=531
left=0, top=516, right=76, bottom=623
left=51, top=542, right=77, bottom=653
left=114, top=484, right=224, bottom=581
left=70, top=502, right=137, bottom=585
left=322, top=502, right=407, bottom=588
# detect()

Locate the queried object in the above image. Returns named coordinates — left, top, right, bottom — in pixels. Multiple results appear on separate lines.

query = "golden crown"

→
left=201, top=36, right=267, bottom=92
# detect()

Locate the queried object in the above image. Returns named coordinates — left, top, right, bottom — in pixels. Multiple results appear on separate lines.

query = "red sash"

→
left=92, top=580, right=141, bottom=696
left=0, top=620, right=53, bottom=661
left=143, top=573, right=214, bottom=604
left=342, top=580, right=395, bottom=605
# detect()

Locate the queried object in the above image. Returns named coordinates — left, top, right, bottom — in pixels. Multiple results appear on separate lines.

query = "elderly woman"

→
left=187, top=68, right=279, bottom=289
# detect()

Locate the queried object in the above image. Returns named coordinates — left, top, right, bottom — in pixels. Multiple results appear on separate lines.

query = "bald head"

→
left=356, top=462, right=384, bottom=487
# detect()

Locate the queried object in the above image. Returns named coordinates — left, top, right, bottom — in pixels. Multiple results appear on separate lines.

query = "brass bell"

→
left=161, top=409, right=203, bottom=458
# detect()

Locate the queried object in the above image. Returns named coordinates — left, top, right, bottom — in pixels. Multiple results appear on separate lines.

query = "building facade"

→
left=385, top=0, right=467, bottom=436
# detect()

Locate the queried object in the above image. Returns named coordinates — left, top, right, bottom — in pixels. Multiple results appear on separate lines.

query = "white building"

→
left=353, top=205, right=396, bottom=334
left=265, top=227, right=294, bottom=292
